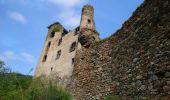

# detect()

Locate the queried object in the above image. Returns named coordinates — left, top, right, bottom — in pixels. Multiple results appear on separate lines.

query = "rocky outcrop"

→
left=69, top=0, right=170, bottom=99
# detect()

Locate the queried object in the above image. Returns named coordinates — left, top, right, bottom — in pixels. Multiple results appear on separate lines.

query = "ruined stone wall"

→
left=69, top=0, right=170, bottom=99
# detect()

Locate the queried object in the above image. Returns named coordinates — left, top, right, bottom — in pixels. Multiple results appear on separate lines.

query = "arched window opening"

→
left=70, top=42, right=77, bottom=52
left=56, top=50, right=61, bottom=60
left=47, top=42, right=51, bottom=51
left=42, top=55, right=47, bottom=62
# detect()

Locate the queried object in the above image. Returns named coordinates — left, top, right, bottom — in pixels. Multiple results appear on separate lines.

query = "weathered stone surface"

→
left=69, top=0, right=170, bottom=99
left=163, top=86, right=170, bottom=92
left=78, top=29, right=100, bottom=48
left=140, top=85, right=146, bottom=91
left=136, top=75, right=143, bottom=80
left=35, top=0, right=170, bottom=99
left=165, top=72, right=170, bottom=78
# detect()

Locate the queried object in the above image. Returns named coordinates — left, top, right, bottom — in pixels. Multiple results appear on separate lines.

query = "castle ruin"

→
left=35, top=0, right=170, bottom=99
left=35, top=5, right=99, bottom=86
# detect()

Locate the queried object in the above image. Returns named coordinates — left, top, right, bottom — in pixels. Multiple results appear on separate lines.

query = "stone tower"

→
left=34, top=4, right=98, bottom=86
left=35, top=22, right=81, bottom=86
left=80, top=5, right=95, bottom=31
left=78, top=5, right=100, bottom=48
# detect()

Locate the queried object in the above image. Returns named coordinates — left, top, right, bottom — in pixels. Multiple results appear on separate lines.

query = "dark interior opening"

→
left=70, top=42, right=77, bottom=52
left=72, top=58, right=75, bottom=64
left=47, top=42, right=51, bottom=51
left=56, top=50, right=61, bottom=60
left=51, top=67, right=53, bottom=72
left=88, top=19, right=91, bottom=23
left=58, top=38, right=62, bottom=46
left=42, top=55, right=47, bottom=62
left=155, top=71, right=165, bottom=78
left=50, top=31, right=55, bottom=38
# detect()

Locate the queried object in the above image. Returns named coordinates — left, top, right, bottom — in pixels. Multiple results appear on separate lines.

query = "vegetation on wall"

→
left=105, top=96, right=119, bottom=100
left=52, top=26, right=61, bottom=33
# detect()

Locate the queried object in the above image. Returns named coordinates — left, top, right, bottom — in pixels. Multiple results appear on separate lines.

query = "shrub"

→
left=25, top=77, right=72, bottom=100
left=0, top=72, right=32, bottom=100
left=52, top=26, right=61, bottom=33
left=106, top=95, right=119, bottom=100
left=0, top=60, right=72, bottom=100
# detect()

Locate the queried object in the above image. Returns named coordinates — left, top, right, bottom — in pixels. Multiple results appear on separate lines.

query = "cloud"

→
left=58, top=9, right=80, bottom=28
left=48, top=0, right=82, bottom=8
left=0, top=50, right=35, bottom=63
left=48, top=0, right=88, bottom=29
left=7, top=11, right=27, bottom=24
left=21, top=52, right=35, bottom=63
left=0, top=51, right=19, bottom=60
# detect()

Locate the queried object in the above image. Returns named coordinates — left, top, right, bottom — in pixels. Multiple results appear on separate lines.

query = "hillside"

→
left=0, top=73, right=32, bottom=100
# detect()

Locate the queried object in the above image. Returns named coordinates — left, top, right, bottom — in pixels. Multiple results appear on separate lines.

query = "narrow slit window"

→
left=82, top=8, right=85, bottom=12
left=51, top=67, right=53, bottom=72
left=70, top=42, right=77, bottom=52
left=72, top=58, right=75, bottom=65
left=42, top=55, right=47, bottom=62
left=47, top=42, right=51, bottom=51
left=58, top=38, right=62, bottom=46
left=56, top=50, right=61, bottom=60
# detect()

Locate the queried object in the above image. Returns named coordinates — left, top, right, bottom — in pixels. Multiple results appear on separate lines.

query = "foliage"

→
left=0, top=74, right=72, bottom=100
left=0, top=60, right=72, bottom=100
left=52, top=26, right=61, bottom=32
left=0, top=72, right=32, bottom=100
left=26, top=77, right=72, bottom=100
left=0, top=60, right=10, bottom=74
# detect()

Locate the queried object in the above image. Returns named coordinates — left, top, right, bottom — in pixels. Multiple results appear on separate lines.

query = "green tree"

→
left=0, top=60, right=10, bottom=74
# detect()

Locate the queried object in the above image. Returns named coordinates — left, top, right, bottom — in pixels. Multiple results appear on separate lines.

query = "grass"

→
left=0, top=74, right=72, bottom=100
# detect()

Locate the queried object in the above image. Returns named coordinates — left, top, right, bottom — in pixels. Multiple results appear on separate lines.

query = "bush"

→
left=0, top=60, right=72, bottom=100
left=0, top=72, right=32, bottom=100
left=25, top=77, right=72, bottom=100
left=0, top=60, right=10, bottom=74
left=52, top=26, right=61, bottom=32
left=106, top=95, right=119, bottom=100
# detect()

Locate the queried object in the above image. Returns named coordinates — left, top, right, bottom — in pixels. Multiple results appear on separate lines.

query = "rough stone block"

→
left=165, top=72, right=170, bottom=78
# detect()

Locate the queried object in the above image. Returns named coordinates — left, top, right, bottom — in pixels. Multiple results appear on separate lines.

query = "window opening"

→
left=58, top=38, right=62, bottom=46
left=56, top=50, right=61, bottom=60
left=70, top=42, right=77, bottom=52
left=42, top=55, right=47, bottom=62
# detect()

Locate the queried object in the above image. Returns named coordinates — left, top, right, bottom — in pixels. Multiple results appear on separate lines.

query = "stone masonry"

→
left=35, top=0, right=170, bottom=99
left=68, top=0, right=170, bottom=99
left=35, top=5, right=99, bottom=87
